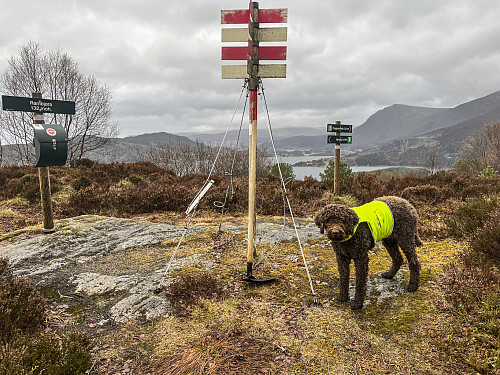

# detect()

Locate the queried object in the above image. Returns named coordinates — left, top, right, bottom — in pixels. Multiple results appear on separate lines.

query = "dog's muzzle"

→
left=326, top=227, right=346, bottom=242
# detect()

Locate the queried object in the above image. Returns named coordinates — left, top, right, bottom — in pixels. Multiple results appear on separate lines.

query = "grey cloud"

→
left=1, top=0, right=500, bottom=136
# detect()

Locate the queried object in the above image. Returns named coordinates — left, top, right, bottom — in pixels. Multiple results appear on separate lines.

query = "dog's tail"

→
left=415, top=234, right=423, bottom=247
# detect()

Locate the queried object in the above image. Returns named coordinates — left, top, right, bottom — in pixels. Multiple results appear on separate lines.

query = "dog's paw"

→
left=350, top=300, right=364, bottom=310
left=407, top=283, right=419, bottom=292
left=337, top=295, right=349, bottom=303
left=381, top=271, right=395, bottom=279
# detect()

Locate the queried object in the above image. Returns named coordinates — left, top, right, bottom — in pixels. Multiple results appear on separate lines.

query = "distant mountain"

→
left=178, top=126, right=325, bottom=147
left=120, top=132, right=196, bottom=147
left=350, top=103, right=500, bottom=167
left=353, top=91, right=500, bottom=145
left=261, top=135, right=329, bottom=151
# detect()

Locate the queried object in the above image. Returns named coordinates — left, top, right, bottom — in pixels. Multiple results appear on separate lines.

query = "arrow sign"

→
left=222, top=64, right=286, bottom=79
left=327, top=123, right=352, bottom=133
left=2, top=95, right=75, bottom=115
left=221, top=8, right=287, bottom=24
left=327, top=135, right=352, bottom=144
left=221, top=27, right=287, bottom=42
left=222, top=46, right=287, bottom=60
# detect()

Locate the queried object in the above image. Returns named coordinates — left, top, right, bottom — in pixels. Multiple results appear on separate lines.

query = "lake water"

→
left=271, top=156, right=418, bottom=180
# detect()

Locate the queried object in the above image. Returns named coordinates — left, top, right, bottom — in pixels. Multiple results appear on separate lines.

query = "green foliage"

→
left=446, top=196, right=500, bottom=237
left=269, top=162, right=295, bottom=180
left=479, top=165, right=500, bottom=178
left=319, top=160, right=353, bottom=182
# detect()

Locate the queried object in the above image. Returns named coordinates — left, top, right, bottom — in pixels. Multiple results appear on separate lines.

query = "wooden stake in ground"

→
left=32, top=92, right=55, bottom=233
left=327, top=121, right=352, bottom=194
left=247, top=1, right=259, bottom=278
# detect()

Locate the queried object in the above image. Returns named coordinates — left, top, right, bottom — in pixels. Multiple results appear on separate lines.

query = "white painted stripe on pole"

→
left=34, top=114, right=44, bottom=121
left=335, top=144, right=341, bottom=149
left=221, top=27, right=287, bottom=42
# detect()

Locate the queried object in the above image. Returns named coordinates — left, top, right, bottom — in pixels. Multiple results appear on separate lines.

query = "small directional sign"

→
left=2, top=95, right=75, bottom=115
left=327, top=123, right=352, bottom=133
left=327, top=135, right=352, bottom=144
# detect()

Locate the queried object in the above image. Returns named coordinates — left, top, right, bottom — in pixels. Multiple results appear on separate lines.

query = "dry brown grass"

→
left=152, top=328, right=274, bottom=375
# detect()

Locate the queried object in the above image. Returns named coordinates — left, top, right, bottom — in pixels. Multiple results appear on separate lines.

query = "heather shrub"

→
left=446, top=196, right=500, bottom=237
left=470, top=209, right=500, bottom=265
left=438, top=257, right=500, bottom=373
left=69, top=158, right=95, bottom=168
left=1, top=332, right=91, bottom=375
left=13, top=174, right=40, bottom=203
left=290, top=176, right=323, bottom=200
left=0, top=258, right=91, bottom=374
left=0, top=258, right=46, bottom=342
left=340, top=173, right=384, bottom=202
left=401, top=184, right=452, bottom=204
left=19, top=332, right=91, bottom=375
left=257, top=176, right=286, bottom=215
left=163, top=270, right=225, bottom=317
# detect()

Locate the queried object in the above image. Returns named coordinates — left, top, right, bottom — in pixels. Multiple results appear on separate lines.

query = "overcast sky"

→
left=1, top=0, right=500, bottom=137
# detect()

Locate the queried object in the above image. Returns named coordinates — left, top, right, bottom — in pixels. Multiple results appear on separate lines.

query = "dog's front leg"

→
left=352, top=256, right=369, bottom=310
left=335, top=251, right=350, bottom=302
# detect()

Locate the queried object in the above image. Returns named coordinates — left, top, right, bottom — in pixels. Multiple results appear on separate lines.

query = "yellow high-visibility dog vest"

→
left=342, top=201, right=394, bottom=243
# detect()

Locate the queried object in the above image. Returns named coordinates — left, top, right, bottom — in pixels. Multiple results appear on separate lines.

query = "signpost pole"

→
left=33, top=92, right=55, bottom=233
left=334, top=121, right=341, bottom=194
left=247, top=1, right=259, bottom=278
left=221, top=1, right=287, bottom=279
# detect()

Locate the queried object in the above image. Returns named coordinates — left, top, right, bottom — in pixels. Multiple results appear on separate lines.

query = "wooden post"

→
left=33, top=92, right=55, bottom=233
left=247, top=1, right=259, bottom=278
left=334, top=120, right=341, bottom=194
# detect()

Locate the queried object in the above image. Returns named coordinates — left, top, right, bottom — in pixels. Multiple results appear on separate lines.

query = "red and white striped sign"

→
left=221, top=2, right=287, bottom=79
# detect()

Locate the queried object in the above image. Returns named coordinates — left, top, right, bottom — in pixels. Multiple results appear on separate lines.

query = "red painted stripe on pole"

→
left=221, top=8, right=288, bottom=24
left=249, top=90, right=257, bottom=122
left=222, top=46, right=287, bottom=61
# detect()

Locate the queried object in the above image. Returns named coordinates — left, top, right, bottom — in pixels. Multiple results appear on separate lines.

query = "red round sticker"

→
left=46, top=128, right=56, bottom=136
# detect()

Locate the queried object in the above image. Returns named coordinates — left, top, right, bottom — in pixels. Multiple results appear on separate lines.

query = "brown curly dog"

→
left=315, top=196, right=422, bottom=310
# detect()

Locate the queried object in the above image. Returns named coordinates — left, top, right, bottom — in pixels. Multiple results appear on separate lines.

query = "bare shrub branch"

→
left=0, top=42, right=117, bottom=165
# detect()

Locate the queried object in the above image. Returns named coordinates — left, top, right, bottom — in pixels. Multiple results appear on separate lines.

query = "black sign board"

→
left=1, top=95, right=75, bottom=115
left=327, top=123, right=352, bottom=133
left=327, top=135, right=352, bottom=144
